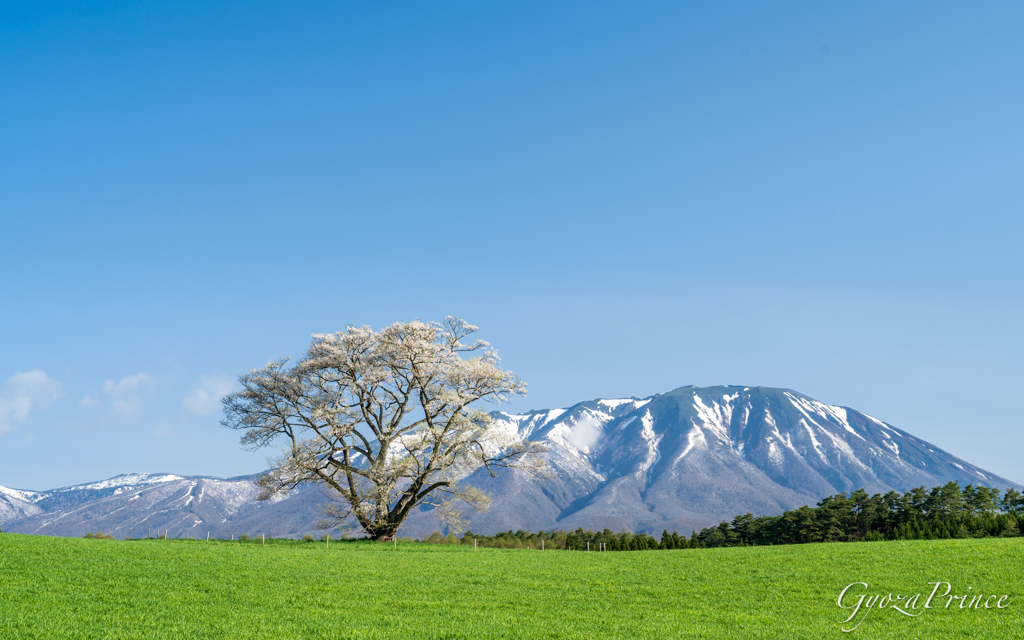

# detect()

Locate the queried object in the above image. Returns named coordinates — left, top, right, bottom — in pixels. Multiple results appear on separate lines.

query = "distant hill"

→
left=3, top=386, right=1019, bottom=538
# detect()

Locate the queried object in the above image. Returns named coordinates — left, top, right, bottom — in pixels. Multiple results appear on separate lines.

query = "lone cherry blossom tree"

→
left=221, top=317, right=546, bottom=541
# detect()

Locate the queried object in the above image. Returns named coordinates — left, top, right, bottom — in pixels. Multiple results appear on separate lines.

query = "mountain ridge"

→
left=2, top=385, right=1019, bottom=538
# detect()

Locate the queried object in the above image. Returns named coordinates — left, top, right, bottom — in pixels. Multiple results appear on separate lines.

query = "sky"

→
left=2, top=1, right=1023, bottom=489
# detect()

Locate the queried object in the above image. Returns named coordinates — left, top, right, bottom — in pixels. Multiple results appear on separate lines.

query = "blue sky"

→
left=2, top=2, right=1023, bottom=489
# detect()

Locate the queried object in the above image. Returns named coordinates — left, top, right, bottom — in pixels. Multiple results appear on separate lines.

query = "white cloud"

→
left=0, top=370, right=63, bottom=435
left=566, top=414, right=603, bottom=451
left=102, top=372, right=154, bottom=418
left=103, top=372, right=153, bottom=396
left=182, top=373, right=236, bottom=416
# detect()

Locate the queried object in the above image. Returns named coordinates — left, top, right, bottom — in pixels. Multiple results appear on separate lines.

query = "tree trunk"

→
left=367, top=525, right=399, bottom=542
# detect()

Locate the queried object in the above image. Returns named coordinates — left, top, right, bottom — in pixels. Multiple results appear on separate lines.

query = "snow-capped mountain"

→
left=2, top=386, right=1019, bottom=538
left=435, top=385, right=1020, bottom=536
left=0, top=485, right=48, bottom=524
left=0, top=472, right=333, bottom=539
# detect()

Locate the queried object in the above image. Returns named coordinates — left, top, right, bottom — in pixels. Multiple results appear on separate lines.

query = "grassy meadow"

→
left=0, top=533, right=1020, bottom=639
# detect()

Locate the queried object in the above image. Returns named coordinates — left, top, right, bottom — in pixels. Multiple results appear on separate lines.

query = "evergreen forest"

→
left=424, top=482, right=1024, bottom=551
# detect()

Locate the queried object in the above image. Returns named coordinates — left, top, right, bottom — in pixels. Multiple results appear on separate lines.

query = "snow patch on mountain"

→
left=543, top=409, right=566, bottom=426
left=54, top=473, right=186, bottom=492
left=675, top=425, right=706, bottom=463
left=692, top=393, right=732, bottom=442
left=863, top=412, right=901, bottom=435
left=636, top=410, right=663, bottom=487
left=0, top=485, right=47, bottom=503
left=199, top=479, right=259, bottom=515
left=798, top=419, right=828, bottom=463
left=0, top=486, right=47, bottom=524
left=598, top=398, right=635, bottom=409
left=785, top=393, right=867, bottom=442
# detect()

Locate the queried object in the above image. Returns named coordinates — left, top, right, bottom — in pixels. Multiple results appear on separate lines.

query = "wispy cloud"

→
left=0, top=370, right=63, bottom=435
left=103, top=372, right=153, bottom=397
left=182, top=373, right=236, bottom=416
left=86, top=372, right=155, bottom=418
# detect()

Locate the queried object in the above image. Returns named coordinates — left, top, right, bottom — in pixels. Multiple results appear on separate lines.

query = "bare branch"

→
left=221, top=318, right=537, bottom=541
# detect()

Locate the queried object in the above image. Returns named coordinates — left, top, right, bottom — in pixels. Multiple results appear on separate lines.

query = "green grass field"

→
left=0, top=533, right=1020, bottom=639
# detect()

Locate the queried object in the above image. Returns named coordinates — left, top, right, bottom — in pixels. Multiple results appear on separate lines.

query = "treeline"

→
left=419, top=483, right=1023, bottom=551
left=421, top=528, right=668, bottom=551
left=694, top=483, right=1022, bottom=548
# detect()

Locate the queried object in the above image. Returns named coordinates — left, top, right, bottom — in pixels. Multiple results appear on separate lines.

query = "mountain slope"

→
left=3, top=386, right=1019, bottom=538
left=461, top=385, right=1019, bottom=536
left=1, top=473, right=334, bottom=539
